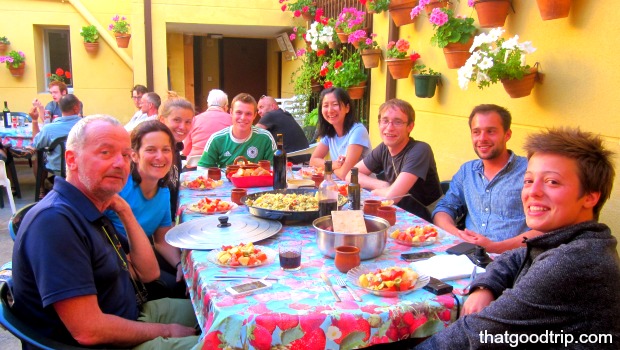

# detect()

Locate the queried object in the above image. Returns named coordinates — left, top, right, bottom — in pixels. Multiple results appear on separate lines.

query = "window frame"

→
left=43, top=27, right=74, bottom=91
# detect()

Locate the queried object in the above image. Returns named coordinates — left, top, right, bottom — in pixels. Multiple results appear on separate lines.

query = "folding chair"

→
left=35, top=136, right=67, bottom=202
left=0, top=160, right=17, bottom=214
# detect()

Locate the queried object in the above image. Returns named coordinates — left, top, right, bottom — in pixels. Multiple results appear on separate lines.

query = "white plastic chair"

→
left=287, top=143, right=318, bottom=158
left=0, top=160, right=17, bottom=214
left=186, top=155, right=202, bottom=168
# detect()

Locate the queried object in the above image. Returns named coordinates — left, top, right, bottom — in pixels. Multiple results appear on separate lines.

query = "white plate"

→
left=347, top=265, right=429, bottom=297
left=207, top=245, right=276, bottom=268
left=180, top=176, right=224, bottom=191
left=389, top=227, right=443, bottom=247
left=186, top=201, right=237, bottom=215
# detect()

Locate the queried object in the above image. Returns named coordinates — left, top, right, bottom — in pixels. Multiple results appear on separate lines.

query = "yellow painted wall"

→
left=364, top=1, right=620, bottom=242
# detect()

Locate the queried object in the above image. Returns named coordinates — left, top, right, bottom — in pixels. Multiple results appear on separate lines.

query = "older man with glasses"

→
left=125, top=87, right=158, bottom=132
left=348, top=99, right=442, bottom=221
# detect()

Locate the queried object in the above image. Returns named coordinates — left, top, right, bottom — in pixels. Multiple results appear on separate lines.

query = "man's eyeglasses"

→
left=379, top=119, right=408, bottom=127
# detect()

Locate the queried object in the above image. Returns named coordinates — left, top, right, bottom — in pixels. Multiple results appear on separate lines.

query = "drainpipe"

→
left=66, top=0, right=133, bottom=69
left=144, top=0, right=154, bottom=90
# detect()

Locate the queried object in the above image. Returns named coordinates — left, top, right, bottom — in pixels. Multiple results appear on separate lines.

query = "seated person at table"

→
left=11, top=115, right=199, bottom=348
left=349, top=99, right=442, bottom=221
left=417, top=127, right=620, bottom=349
left=105, top=120, right=186, bottom=300
left=125, top=84, right=148, bottom=131
left=256, top=95, right=310, bottom=164
left=125, top=91, right=160, bottom=132
left=310, top=87, right=371, bottom=180
left=432, top=104, right=532, bottom=253
left=31, top=81, right=83, bottom=121
left=158, top=92, right=195, bottom=220
left=198, top=93, right=276, bottom=169
left=183, top=89, right=232, bottom=159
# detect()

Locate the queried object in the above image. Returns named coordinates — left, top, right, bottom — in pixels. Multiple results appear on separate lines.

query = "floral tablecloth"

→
left=0, top=126, right=33, bottom=148
left=177, top=171, right=465, bottom=350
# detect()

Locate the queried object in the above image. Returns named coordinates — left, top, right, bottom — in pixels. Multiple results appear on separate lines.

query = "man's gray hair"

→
left=207, top=89, right=228, bottom=108
left=67, top=115, right=122, bottom=151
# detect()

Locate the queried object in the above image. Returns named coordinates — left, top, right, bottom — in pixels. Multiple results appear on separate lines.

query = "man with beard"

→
left=349, top=99, right=442, bottom=221
left=432, top=104, right=533, bottom=253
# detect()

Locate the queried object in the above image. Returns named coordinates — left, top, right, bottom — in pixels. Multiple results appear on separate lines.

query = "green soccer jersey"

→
left=198, top=126, right=276, bottom=168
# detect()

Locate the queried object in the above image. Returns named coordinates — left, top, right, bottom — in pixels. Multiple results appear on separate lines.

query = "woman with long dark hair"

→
left=309, top=87, right=371, bottom=179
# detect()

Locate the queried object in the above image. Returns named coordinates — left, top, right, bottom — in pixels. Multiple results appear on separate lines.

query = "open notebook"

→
left=411, top=254, right=486, bottom=281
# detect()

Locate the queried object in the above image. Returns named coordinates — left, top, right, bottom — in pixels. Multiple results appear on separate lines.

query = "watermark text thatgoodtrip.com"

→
left=479, top=330, right=613, bottom=348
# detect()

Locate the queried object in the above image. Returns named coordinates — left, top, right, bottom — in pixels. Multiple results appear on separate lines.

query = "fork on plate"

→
left=334, top=276, right=362, bottom=302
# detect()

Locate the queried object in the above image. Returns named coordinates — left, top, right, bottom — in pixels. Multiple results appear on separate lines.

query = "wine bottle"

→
left=318, top=161, right=338, bottom=217
left=273, top=133, right=287, bottom=190
left=348, top=167, right=361, bottom=210
left=3, top=101, right=11, bottom=129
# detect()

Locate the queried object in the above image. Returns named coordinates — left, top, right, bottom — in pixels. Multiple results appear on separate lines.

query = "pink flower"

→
left=410, top=6, right=423, bottom=19
left=429, top=8, right=449, bottom=26
left=296, top=48, right=306, bottom=56
left=302, top=6, right=309, bottom=12
left=112, top=15, right=119, bottom=22
left=468, top=0, right=475, bottom=6
left=290, top=33, right=296, bottom=41
left=294, top=10, right=301, bottom=17
left=395, top=39, right=410, bottom=52
left=108, top=24, right=114, bottom=31
left=281, top=4, right=287, bottom=11
left=387, top=41, right=395, bottom=50
left=279, top=0, right=285, bottom=3
left=293, top=27, right=298, bottom=32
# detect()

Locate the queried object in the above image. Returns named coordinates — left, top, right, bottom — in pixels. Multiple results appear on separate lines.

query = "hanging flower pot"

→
left=425, top=0, right=451, bottom=13
left=0, top=43, right=8, bottom=54
left=536, top=0, right=571, bottom=20
left=311, top=78, right=324, bottom=93
left=386, top=58, right=414, bottom=79
left=115, top=33, right=131, bottom=48
left=336, top=32, right=349, bottom=45
left=473, top=0, right=511, bottom=28
left=361, top=49, right=382, bottom=69
left=83, top=42, right=99, bottom=54
left=501, top=67, right=539, bottom=98
left=388, top=0, right=418, bottom=27
left=347, top=81, right=367, bottom=100
left=442, top=37, right=474, bottom=69
left=414, top=74, right=441, bottom=98
left=8, top=62, right=25, bottom=77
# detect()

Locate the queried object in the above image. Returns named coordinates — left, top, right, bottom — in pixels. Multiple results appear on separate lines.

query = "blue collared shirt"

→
left=432, top=151, right=529, bottom=241
left=32, top=114, right=81, bottom=172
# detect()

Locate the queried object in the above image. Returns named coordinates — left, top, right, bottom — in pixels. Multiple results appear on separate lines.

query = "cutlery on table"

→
left=335, top=276, right=362, bottom=302
left=212, top=275, right=279, bottom=281
left=320, top=273, right=341, bottom=302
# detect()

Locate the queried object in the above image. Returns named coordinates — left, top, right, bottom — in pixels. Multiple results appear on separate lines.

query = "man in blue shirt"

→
left=432, top=104, right=536, bottom=253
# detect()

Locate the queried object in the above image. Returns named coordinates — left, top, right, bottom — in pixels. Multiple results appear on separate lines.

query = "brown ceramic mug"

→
left=230, top=188, right=248, bottom=205
left=363, top=199, right=381, bottom=216
left=258, top=160, right=271, bottom=171
left=377, top=206, right=397, bottom=226
left=207, top=167, right=222, bottom=180
left=334, top=246, right=361, bottom=273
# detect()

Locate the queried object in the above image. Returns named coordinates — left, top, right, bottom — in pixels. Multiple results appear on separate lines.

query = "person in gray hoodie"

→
left=417, top=127, right=620, bottom=349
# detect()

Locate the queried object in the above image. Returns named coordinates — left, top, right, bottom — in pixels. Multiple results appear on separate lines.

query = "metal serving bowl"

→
left=313, top=215, right=389, bottom=260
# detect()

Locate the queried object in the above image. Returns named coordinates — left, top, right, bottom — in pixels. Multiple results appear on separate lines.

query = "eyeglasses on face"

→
left=379, top=118, right=408, bottom=127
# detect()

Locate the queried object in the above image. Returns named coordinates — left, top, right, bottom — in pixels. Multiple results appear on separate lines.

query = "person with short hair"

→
left=183, top=89, right=232, bottom=158
left=309, top=87, right=371, bottom=180
left=349, top=99, right=442, bottom=221
left=257, top=95, right=310, bottom=164
left=198, top=93, right=276, bottom=169
left=125, top=84, right=149, bottom=131
left=417, top=127, right=620, bottom=349
left=11, top=115, right=199, bottom=348
left=432, top=104, right=532, bottom=253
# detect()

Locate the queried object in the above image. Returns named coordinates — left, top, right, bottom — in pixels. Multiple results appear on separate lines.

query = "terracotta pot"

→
left=207, top=167, right=222, bottom=180
left=388, top=0, right=417, bottom=27
left=501, top=67, right=538, bottom=98
left=8, top=62, right=25, bottom=77
left=347, top=81, right=367, bottom=100
left=361, top=49, right=382, bottom=69
left=230, top=188, right=247, bottom=205
left=336, top=32, right=349, bottom=45
left=536, top=0, right=571, bottom=20
left=473, top=0, right=511, bottom=28
left=425, top=0, right=451, bottom=13
left=334, top=246, right=361, bottom=273
left=414, top=74, right=441, bottom=98
left=301, top=12, right=313, bottom=21
left=83, top=42, right=99, bottom=54
left=0, top=43, right=8, bottom=53
left=377, top=206, right=397, bottom=226
left=363, top=199, right=381, bottom=216
left=442, top=37, right=474, bottom=69
left=386, top=58, right=413, bottom=79
left=115, top=33, right=131, bottom=48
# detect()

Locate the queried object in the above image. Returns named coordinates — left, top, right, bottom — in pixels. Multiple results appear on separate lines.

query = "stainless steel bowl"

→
left=313, top=215, right=389, bottom=260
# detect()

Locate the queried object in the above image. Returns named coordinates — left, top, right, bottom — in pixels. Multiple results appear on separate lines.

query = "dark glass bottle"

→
left=3, top=101, right=10, bottom=129
left=273, top=133, right=287, bottom=190
left=348, top=167, right=361, bottom=210
left=318, top=161, right=338, bottom=217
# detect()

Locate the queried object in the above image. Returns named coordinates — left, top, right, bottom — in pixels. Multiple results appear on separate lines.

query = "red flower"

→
left=65, top=71, right=71, bottom=79
left=323, top=81, right=333, bottom=89
left=316, top=8, right=324, bottom=18
left=294, top=10, right=301, bottom=17
left=279, top=0, right=285, bottom=3
left=56, top=68, right=64, bottom=76
left=46, top=73, right=51, bottom=78
left=410, top=52, right=421, bottom=61
left=360, top=0, right=368, bottom=4
left=281, top=4, right=287, bottom=11
left=316, top=49, right=326, bottom=57
left=302, top=6, right=309, bottom=12
left=334, top=61, right=343, bottom=69
left=320, top=68, right=328, bottom=76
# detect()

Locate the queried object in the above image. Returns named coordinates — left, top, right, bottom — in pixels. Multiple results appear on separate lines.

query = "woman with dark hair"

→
left=105, top=120, right=185, bottom=299
left=309, top=87, right=371, bottom=180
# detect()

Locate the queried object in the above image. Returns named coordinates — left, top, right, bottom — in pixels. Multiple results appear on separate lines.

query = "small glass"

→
left=230, top=188, right=247, bottom=205
left=363, top=199, right=381, bottom=216
left=207, top=167, right=222, bottom=180
left=279, top=241, right=302, bottom=271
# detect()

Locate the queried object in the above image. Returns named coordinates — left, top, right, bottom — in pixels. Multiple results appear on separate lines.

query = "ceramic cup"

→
left=311, top=174, right=324, bottom=188
left=377, top=206, right=397, bottom=226
left=334, top=245, right=361, bottom=273
left=258, top=160, right=271, bottom=171
left=363, top=199, right=381, bottom=216
left=279, top=241, right=302, bottom=271
left=207, top=167, right=222, bottom=180
left=230, top=188, right=247, bottom=205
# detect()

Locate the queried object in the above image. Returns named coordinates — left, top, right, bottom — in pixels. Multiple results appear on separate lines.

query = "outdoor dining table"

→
left=176, top=170, right=466, bottom=349
left=0, top=125, right=33, bottom=148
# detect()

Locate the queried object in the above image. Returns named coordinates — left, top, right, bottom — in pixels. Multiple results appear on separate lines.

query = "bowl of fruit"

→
left=347, top=265, right=429, bottom=297
left=389, top=225, right=442, bottom=247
